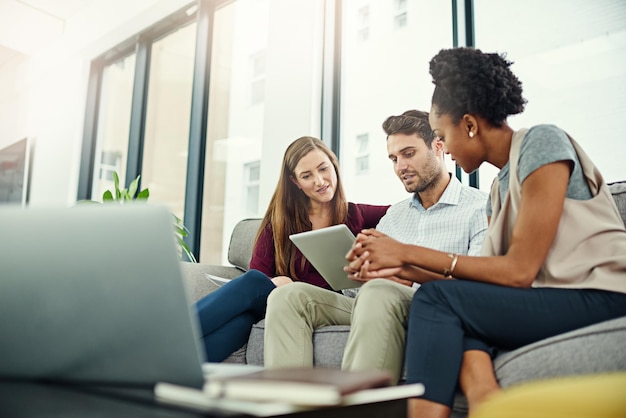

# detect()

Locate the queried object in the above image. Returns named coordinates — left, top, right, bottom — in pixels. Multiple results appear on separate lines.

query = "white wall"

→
left=0, top=0, right=193, bottom=207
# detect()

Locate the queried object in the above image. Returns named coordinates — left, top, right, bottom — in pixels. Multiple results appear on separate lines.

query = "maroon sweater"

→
left=249, top=203, right=389, bottom=289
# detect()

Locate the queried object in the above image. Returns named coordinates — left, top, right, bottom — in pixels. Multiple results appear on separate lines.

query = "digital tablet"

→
left=289, top=224, right=361, bottom=290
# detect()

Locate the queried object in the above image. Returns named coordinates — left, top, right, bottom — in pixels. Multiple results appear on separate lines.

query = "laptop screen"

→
left=0, top=204, right=205, bottom=388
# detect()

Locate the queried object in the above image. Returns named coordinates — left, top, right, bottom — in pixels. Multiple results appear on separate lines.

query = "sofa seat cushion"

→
left=248, top=316, right=626, bottom=376
left=246, top=319, right=350, bottom=367
left=248, top=315, right=626, bottom=418
left=223, top=345, right=248, bottom=364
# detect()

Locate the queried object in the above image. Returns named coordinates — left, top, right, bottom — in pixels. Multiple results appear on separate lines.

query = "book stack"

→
left=155, top=366, right=424, bottom=416
left=204, top=367, right=393, bottom=406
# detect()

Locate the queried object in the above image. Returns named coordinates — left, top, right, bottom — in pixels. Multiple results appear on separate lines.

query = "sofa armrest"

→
left=227, top=218, right=262, bottom=271
left=179, top=261, right=244, bottom=302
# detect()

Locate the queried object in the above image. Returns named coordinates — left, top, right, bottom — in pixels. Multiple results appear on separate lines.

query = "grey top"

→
left=488, top=124, right=593, bottom=216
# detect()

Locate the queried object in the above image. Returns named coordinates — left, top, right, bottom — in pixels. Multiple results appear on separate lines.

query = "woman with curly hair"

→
left=347, top=47, right=626, bottom=417
left=195, top=136, right=388, bottom=363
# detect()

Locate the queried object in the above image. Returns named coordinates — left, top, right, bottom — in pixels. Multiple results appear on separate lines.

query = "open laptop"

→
left=0, top=204, right=206, bottom=388
left=289, top=224, right=362, bottom=291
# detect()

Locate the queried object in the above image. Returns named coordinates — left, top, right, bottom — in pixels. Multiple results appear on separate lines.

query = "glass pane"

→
left=474, top=0, right=626, bottom=188
left=142, top=22, right=197, bottom=219
left=200, top=0, right=324, bottom=264
left=91, top=53, right=135, bottom=200
left=340, top=0, right=453, bottom=204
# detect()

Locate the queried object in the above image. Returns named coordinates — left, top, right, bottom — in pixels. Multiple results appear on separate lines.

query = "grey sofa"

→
left=179, top=181, right=626, bottom=416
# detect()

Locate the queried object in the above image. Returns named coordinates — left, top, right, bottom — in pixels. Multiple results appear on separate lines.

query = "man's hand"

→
left=349, top=229, right=406, bottom=270
left=344, top=229, right=412, bottom=287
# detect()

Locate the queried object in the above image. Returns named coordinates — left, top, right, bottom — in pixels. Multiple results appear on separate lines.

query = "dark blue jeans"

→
left=195, top=269, right=275, bottom=362
left=404, top=280, right=626, bottom=407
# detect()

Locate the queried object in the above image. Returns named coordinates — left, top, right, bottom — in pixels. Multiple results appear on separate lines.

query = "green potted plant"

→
left=87, top=172, right=196, bottom=263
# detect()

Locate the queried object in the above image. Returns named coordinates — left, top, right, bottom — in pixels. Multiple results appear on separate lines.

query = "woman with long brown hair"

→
left=196, top=136, right=388, bottom=362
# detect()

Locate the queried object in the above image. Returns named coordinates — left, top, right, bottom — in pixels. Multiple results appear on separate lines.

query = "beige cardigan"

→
left=482, top=129, right=626, bottom=293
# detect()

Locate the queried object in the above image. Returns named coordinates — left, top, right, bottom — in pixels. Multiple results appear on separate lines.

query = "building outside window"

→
left=357, top=5, right=370, bottom=42
left=355, top=133, right=370, bottom=175
left=250, top=50, right=266, bottom=105
left=340, top=0, right=453, bottom=205
left=244, top=161, right=261, bottom=215
left=473, top=0, right=626, bottom=188
left=393, top=0, right=408, bottom=29
left=99, top=150, right=122, bottom=182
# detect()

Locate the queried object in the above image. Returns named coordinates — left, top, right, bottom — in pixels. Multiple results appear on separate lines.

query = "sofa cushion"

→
left=449, top=316, right=626, bottom=417
left=608, top=181, right=626, bottom=226
left=246, top=319, right=350, bottom=368
left=493, top=315, right=626, bottom=388
left=227, top=218, right=262, bottom=271
left=179, top=261, right=222, bottom=302
left=223, top=345, right=248, bottom=364
left=179, top=261, right=244, bottom=302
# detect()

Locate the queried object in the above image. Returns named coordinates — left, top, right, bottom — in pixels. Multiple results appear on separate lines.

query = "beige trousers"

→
left=343, top=279, right=415, bottom=383
left=263, top=279, right=415, bottom=383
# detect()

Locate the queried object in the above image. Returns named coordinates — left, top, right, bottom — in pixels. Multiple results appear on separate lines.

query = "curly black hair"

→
left=429, top=47, right=527, bottom=127
left=382, top=110, right=436, bottom=146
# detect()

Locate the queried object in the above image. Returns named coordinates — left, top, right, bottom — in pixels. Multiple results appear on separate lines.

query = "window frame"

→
left=79, top=0, right=478, bottom=260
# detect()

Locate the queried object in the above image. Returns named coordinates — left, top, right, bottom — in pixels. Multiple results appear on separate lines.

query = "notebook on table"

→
left=155, top=368, right=424, bottom=414
left=203, top=367, right=394, bottom=405
left=0, top=204, right=206, bottom=388
left=289, top=224, right=362, bottom=290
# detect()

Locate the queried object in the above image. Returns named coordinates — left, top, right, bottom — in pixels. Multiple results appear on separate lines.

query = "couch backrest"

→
left=226, top=183, right=625, bottom=272
left=608, top=181, right=626, bottom=226
left=227, top=218, right=262, bottom=271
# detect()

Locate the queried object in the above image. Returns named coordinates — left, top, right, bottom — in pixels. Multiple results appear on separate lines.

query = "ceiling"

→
left=0, top=0, right=92, bottom=67
left=14, top=0, right=89, bottom=18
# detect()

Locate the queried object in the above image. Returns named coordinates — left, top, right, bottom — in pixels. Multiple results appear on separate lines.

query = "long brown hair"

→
left=256, top=136, right=348, bottom=280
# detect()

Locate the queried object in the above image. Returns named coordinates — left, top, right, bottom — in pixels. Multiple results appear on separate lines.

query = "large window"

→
left=474, top=0, right=626, bottom=188
left=142, top=22, right=197, bottom=220
left=81, top=0, right=625, bottom=265
left=199, top=0, right=324, bottom=264
left=91, top=53, right=135, bottom=199
left=83, top=4, right=197, bottom=211
left=339, top=0, right=453, bottom=205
